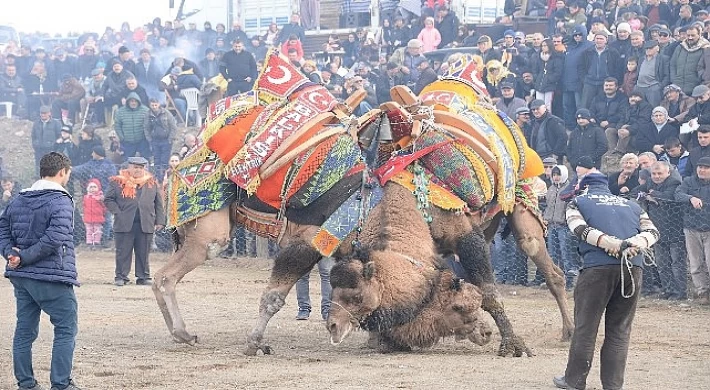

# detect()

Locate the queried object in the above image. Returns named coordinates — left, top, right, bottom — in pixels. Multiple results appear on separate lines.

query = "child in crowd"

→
left=544, top=165, right=578, bottom=289
left=664, top=137, right=689, bottom=176
left=621, top=57, right=638, bottom=97
left=83, top=178, right=106, bottom=248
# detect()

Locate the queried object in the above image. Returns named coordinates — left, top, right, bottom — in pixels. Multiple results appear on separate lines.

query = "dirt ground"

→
left=1, top=252, right=709, bottom=390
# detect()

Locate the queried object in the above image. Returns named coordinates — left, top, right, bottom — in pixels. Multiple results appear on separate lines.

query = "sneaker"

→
left=136, top=279, right=152, bottom=286
left=114, top=279, right=125, bottom=287
left=50, top=380, right=81, bottom=390
left=19, top=382, right=46, bottom=390
left=295, top=309, right=310, bottom=320
left=553, top=375, right=568, bottom=389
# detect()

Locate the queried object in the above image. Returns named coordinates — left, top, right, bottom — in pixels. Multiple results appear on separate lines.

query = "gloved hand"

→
left=598, top=235, right=624, bottom=256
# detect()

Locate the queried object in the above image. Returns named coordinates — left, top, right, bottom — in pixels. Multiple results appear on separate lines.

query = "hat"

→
left=407, top=39, right=423, bottom=48
left=643, top=40, right=659, bottom=49
left=692, top=84, right=710, bottom=98
left=542, top=156, right=557, bottom=166
left=529, top=99, right=545, bottom=110
left=118, top=46, right=130, bottom=54
left=590, top=17, right=605, bottom=25
left=577, top=156, right=596, bottom=169
left=616, top=22, right=632, bottom=33
left=127, top=156, right=149, bottom=166
left=92, top=145, right=106, bottom=157
left=576, top=108, right=593, bottom=120
left=40, top=106, right=51, bottom=114
left=648, top=24, right=662, bottom=32
left=664, top=84, right=682, bottom=95
left=514, top=31, right=525, bottom=40
left=652, top=106, right=668, bottom=116
left=579, top=172, right=608, bottom=188
left=696, top=9, right=709, bottom=16
left=61, top=73, right=73, bottom=82
left=504, top=29, right=515, bottom=37
left=500, top=81, right=514, bottom=89
left=659, top=27, right=671, bottom=35
left=60, top=124, right=72, bottom=133
left=477, top=35, right=491, bottom=44
left=91, top=68, right=101, bottom=76
left=205, top=48, right=215, bottom=55
left=170, top=66, right=182, bottom=75
left=515, top=107, right=530, bottom=116
left=697, top=157, right=710, bottom=167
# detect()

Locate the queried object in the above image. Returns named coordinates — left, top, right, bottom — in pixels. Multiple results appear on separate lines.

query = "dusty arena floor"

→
left=1, top=252, right=709, bottom=390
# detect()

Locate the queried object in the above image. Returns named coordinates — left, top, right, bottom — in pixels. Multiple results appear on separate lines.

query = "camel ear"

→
left=362, top=261, right=376, bottom=280
left=450, top=278, right=463, bottom=291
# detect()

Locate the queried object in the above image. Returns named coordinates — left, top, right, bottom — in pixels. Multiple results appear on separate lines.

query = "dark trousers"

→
left=655, top=241, right=688, bottom=299
left=579, top=82, right=603, bottom=110
left=562, top=91, right=581, bottom=129
left=152, top=140, right=172, bottom=182
left=115, top=222, right=153, bottom=281
left=10, top=277, right=77, bottom=389
left=565, top=265, right=642, bottom=390
left=122, top=140, right=151, bottom=159
left=227, top=80, right=252, bottom=96
left=51, top=99, right=81, bottom=122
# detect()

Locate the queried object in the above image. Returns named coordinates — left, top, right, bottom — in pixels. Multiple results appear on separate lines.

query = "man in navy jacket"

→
left=0, top=152, right=80, bottom=390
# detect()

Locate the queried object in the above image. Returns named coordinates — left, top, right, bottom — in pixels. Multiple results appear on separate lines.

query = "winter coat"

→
left=495, top=97, right=528, bottom=120
left=579, top=46, right=624, bottom=86
left=120, top=85, right=150, bottom=107
left=436, top=13, right=459, bottom=48
left=83, top=180, right=106, bottom=224
left=57, top=79, right=85, bottom=102
left=104, top=175, right=166, bottom=234
left=73, top=136, right=103, bottom=166
left=675, top=175, right=710, bottom=231
left=589, top=93, right=629, bottom=128
left=533, top=51, right=564, bottom=93
left=635, top=121, right=680, bottom=155
left=0, top=180, right=77, bottom=286
left=661, top=93, right=695, bottom=122
left=624, top=99, right=654, bottom=137
left=134, top=58, right=162, bottom=88
left=644, top=4, right=673, bottom=28
left=103, top=69, right=131, bottom=101
left=114, top=92, right=149, bottom=143
left=530, top=112, right=568, bottom=159
left=543, top=165, right=569, bottom=225
left=144, top=107, right=177, bottom=143
left=670, top=38, right=710, bottom=95
left=219, top=50, right=258, bottom=83
left=629, top=175, right=684, bottom=243
left=621, top=70, right=638, bottom=96
left=77, top=54, right=99, bottom=79
left=567, top=123, right=607, bottom=168
left=685, top=145, right=710, bottom=177
left=417, top=27, right=442, bottom=53
left=413, top=67, right=438, bottom=95
left=637, top=53, right=671, bottom=89
left=569, top=182, right=650, bottom=269
left=610, top=38, right=632, bottom=63
left=608, top=170, right=640, bottom=196
left=199, top=58, right=220, bottom=80
left=31, top=118, right=62, bottom=151
left=668, top=150, right=690, bottom=176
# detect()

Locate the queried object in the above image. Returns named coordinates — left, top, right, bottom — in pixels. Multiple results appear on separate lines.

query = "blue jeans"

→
left=296, top=257, right=334, bottom=317
left=152, top=140, right=172, bottom=181
left=122, top=140, right=151, bottom=159
left=10, top=277, right=77, bottom=389
left=492, top=221, right=528, bottom=285
left=562, top=91, right=581, bottom=129
left=547, top=224, right=579, bottom=287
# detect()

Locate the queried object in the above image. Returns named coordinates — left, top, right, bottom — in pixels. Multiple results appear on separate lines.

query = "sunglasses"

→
left=573, top=33, right=583, bottom=37
left=659, top=32, right=670, bottom=37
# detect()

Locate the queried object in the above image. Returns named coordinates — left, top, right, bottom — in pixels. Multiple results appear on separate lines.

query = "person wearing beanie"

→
left=635, top=106, right=680, bottom=156
left=54, top=124, right=76, bottom=161
left=553, top=169, right=659, bottom=390
left=567, top=108, right=607, bottom=169
left=610, top=22, right=632, bottom=63
left=112, top=45, right=136, bottom=77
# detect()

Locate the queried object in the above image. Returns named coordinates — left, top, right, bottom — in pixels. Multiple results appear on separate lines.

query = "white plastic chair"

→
left=180, top=88, right=201, bottom=128
left=0, top=102, right=13, bottom=118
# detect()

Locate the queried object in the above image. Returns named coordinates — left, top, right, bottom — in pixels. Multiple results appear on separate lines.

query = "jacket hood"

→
left=87, top=178, right=102, bottom=191
left=681, top=37, right=710, bottom=52
left=552, top=164, right=569, bottom=185
left=126, top=92, right=142, bottom=105
left=572, top=25, right=588, bottom=37
left=22, top=179, right=69, bottom=194
left=17, top=186, right=72, bottom=210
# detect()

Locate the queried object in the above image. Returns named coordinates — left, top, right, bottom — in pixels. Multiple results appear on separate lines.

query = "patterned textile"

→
left=233, top=205, right=283, bottom=240
left=312, top=183, right=384, bottom=257
left=207, top=105, right=265, bottom=164
left=282, top=135, right=339, bottom=201
left=496, top=108, right=528, bottom=177
left=439, top=54, right=489, bottom=97
left=176, top=150, right=223, bottom=189
left=390, top=170, right=467, bottom=212
left=166, top=172, right=236, bottom=228
left=292, top=135, right=363, bottom=207
left=255, top=49, right=309, bottom=104
left=207, top=90, right=258, bottom=123
left=415, top=130, right=491, bottom=210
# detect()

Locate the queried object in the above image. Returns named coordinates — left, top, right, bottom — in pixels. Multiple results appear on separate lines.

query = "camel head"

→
left=327, top=256, right=383, bottom=345
left=440, top=276, right=493, bottom=346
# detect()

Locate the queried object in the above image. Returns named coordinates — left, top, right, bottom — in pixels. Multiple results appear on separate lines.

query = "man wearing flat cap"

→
left=105, top=156, right=165, bottom=286
left=636, top=39, right=669, bottom=107
left=31, top=106, right=62, bottom=176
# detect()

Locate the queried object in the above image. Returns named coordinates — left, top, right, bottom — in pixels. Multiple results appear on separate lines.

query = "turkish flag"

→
left=255, top=49, right=309, bottom=100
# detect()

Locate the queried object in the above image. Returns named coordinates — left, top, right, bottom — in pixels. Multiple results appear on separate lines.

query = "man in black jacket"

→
left=590, top=78, right=630, bottom=154
left=567, top=108, right=607, bottom=168
left=277, top=14, right=306, bottom=45
left=685, top=125, right=710, bottom=176
left=530, top=99, right=568, bottom=163
left=683, top=84, right=710, bottom=149
left=220, top=40, right=258, bottom=96
left=31, top=106, right=62, bottom=176
left=375, top=62, right=405, bottom=104
left=579, top=34, right=623, bottom=109
left=436, top=5, right=459, bottom=49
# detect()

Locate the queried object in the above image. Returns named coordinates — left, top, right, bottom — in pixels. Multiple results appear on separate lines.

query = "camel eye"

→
left=452, top=304, right=464, bottom=312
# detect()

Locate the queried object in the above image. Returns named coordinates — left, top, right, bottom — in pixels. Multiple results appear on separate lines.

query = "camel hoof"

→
left=243, top=344, right=273, bottom=356
left=172, top=331, right=198, bottom=345
left=498, top=335, right=533, bottom=357
left=561, top=327, right=574, bottom=342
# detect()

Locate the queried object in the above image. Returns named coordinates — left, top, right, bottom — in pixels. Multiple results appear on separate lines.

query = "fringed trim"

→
left=451, top=141, right=494, bottom=204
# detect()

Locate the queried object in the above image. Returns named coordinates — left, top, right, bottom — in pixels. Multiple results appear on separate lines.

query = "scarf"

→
left=110, top=169, right=156, bottom=199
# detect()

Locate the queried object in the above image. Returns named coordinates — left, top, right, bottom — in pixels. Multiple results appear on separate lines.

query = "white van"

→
left=0, top=25, right=20, bottom=52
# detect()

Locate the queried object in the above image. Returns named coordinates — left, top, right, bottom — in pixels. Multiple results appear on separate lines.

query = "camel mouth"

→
left=329, top=322, right=353, bottom=346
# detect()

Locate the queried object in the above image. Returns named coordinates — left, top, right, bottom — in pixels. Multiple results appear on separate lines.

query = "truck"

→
left=452, top=0, right=507, bottom=25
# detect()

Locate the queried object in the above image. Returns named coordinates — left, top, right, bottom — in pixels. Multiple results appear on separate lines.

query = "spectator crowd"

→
left=1, top=0, right=710, bottom=304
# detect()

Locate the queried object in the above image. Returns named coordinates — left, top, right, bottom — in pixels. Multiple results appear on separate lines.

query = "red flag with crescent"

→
left=255, top=50, right=309, bottom=100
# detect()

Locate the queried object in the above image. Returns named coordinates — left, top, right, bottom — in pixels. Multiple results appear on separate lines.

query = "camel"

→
left=152, top=57, right=573, bottom=357
left=327, top=183, right=493, bottom=352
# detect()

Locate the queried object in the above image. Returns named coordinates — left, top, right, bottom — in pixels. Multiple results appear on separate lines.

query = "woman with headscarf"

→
left=635, top=106, right=681, bottom=156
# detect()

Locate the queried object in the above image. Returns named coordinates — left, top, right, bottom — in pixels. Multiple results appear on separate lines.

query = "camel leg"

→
left=245, top=242, right=322, bottom=355
left=152, top=207, right=231, bottom=345
left=456, top=227, right=532, bottom=357
left=506, top=204, right=574, bottom=341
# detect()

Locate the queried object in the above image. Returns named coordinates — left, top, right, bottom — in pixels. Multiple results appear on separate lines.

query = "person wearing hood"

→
left=567, top=109, right=607, bottom=169
left=664, top=137, right=690, bottom=175
left=610, top=22, right=633, bottom=62
left=102, top=60, right=132, bottom=116
left=628, top=160, right=687, bottom=300
left=0, top=152, right=82, bottom=390
left=114, top=92, right=149, bottom=159
left=670, top=25, right=710, bottom=96
left=544, top=164, right=578, bottom=289
left=608, top=153, right=641, bottom=195
left=636, top=106, right=680, bottom=156
left=553, top=172, right=659, bottom=390
left=562, top=24, right=594, bottom=129
left=83, top=178, right=107, bottom=248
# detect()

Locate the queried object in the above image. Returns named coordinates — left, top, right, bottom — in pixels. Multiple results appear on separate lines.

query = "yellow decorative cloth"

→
left=390, top=170, right=468, bottom=212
